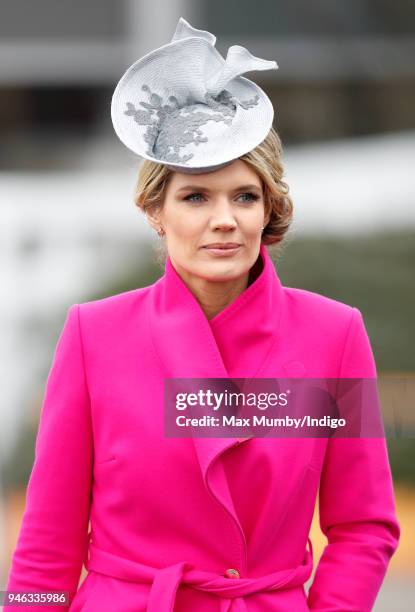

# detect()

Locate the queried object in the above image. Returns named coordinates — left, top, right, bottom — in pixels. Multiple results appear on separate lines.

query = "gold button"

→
left=224, top=568, right=240, bottom=579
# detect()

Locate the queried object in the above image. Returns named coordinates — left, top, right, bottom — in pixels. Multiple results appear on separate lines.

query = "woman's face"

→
left=148, top=159, right=269, bottom=283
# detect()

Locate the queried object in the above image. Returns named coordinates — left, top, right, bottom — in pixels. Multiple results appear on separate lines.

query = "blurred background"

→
left=1, top=1, right=414, bottom=609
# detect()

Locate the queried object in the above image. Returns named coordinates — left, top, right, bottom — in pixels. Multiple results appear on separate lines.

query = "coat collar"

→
left=148, top=244, right=284, bottom=557
left=149, top=243, right=283, bottom=375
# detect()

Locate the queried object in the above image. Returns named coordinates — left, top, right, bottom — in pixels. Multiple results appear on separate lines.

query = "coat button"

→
left=224, top=568, right=240, bottom=578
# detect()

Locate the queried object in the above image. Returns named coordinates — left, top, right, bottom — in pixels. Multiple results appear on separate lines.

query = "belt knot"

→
left=86, top=537, right=313, bottom=612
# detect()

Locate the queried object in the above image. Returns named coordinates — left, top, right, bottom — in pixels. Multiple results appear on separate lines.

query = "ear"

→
left=262, top=195, right=272, bottom=228
left=145, top=206, right=163, bottom=231
left=264, top=209, right=272, bottom=227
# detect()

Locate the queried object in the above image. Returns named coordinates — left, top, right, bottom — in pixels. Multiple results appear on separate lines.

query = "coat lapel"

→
left=148, top=244, right=285, bottom=545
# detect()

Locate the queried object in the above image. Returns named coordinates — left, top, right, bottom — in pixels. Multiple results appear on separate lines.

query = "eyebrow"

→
left=176, top=183, right=262, bottom=193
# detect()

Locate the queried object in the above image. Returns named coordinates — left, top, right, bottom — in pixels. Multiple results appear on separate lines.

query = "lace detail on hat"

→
left=123, top=84, right=259, bottom=164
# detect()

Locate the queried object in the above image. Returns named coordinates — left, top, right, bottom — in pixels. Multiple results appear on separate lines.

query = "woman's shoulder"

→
left=75, top=284, right=153, bottom=327
left=282, top=285, right=358, bottom=328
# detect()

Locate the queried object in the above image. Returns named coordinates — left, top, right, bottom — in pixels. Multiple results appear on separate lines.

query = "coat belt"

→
left=85, top=538, right=313, bottom=612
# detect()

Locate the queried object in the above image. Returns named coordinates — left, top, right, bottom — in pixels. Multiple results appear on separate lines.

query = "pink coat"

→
left=5, top=244, right=400, bottom=611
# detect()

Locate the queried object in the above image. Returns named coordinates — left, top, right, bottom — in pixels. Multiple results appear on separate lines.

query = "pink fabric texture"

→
left=5, top=244, right=400, bottom=611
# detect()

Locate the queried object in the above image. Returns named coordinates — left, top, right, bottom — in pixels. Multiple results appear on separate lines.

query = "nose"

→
left=209, top=198, right=238, bottom=231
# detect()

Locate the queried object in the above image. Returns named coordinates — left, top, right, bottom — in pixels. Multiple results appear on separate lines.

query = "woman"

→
left=5, top=17, right=400, bottom=612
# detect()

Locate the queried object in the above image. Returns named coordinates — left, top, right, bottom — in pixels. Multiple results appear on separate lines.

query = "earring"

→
left=156, top=226, right=165, bottom=237
left=260, top=226, right=265, bottom=232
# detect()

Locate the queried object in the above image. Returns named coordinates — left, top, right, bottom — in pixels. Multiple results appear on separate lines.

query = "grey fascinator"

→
left=111, top=17, right=278, bottom=174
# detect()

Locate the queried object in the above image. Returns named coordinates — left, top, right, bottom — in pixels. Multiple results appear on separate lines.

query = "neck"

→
left=183, top=273, right=250, bottom=321
left=170, top=253, right=264, bottom=321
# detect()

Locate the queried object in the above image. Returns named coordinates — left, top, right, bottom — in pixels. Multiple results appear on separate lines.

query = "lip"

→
left=202, top=244, right=242, bottom=257
left=202, top=243, right=242, bottom=249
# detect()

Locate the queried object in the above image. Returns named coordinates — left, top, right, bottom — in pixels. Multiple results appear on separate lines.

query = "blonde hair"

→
left=133, top=126, right=294, bottom=262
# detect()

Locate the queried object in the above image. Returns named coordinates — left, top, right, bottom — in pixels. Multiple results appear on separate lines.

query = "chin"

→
left=201, top=262, right=246, bottom=281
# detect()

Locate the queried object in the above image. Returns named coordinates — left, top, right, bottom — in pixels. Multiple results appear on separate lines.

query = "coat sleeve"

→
left=307, top=307, right=400, bottom=611
left=4, top=304, right=93, bottom=611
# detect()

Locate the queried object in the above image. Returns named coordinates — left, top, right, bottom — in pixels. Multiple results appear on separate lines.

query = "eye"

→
left=238, top=192, right=260, bottom=203
left=183, top=192, right=260, bottom=204
left=184, top=192, right=205, bottom=203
